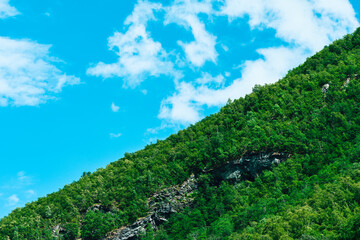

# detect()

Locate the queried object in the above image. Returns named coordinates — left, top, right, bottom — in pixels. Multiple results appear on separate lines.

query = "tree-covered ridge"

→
left=1, top=28, right=360, bottom=239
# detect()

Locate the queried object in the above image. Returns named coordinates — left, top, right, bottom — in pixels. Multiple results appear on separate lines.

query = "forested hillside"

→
left=1, top=27, right=360, bottom=239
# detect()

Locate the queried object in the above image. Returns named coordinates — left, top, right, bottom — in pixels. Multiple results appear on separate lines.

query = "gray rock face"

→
left=211, top=152, right=290, bottom=183
left=105, top=152, right=289, bottom=240
left=343, top=78, right=351, bottom=88
left=321, top=83, right=330, bottom=93
left=88, top=203, right=117, bottom=213
left=52, top=224, right=66, bottom=238
left=104, top=175, right=197, bottom=240
left=105, top=216, right=153, bottom=240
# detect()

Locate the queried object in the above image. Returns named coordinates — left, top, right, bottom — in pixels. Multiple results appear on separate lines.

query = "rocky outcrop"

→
left=105, top=216, right=154, bottom=240
left=104, top=175, right=197, bottom=240
left=211, top=152, right=290, bottom=183
left=52, top=224, right=67, bottom=238
left=87, top=203, right=118, bottom=213
left=321, top=83, right=330, bottom=93
left=105, top=152, right=289, bottom=240
left=342, top=74, right=359, bottom=89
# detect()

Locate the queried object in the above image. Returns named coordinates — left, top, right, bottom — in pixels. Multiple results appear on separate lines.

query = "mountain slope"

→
left=1, top=28, right=360, bottom=239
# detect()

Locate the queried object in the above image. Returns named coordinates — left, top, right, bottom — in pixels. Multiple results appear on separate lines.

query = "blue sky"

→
left=0, top=0, right=359, bottom=218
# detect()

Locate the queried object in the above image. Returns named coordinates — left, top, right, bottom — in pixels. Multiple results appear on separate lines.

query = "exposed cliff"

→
left=104, top=175, right=197, bottom=240
left=211, top=152, right=290, bottom=183
left=105, top=152, right=289, bottom=240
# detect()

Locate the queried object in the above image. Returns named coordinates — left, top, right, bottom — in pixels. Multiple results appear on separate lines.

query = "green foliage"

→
left=81, top=210, right=117, bottom=240
left=62, top=221, right=80, bottom=240
left=1, top=27, right=360, bottom=239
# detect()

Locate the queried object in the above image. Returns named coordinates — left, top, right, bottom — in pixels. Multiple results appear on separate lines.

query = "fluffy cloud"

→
left=87, top=1, right=179, bottom=87
left=146, top=122, right=173, bottom=134
left=17, top=171, right=29, bottom=181
left=159, top=73, right=225, bottom=123
left=0, top=0, right=19, bottom=19
left=110, top=133, right=122, bottom=138
left=0, top=37, right=80, bottom=106
left=159, top=81, right=201, bottom=123
left=7, top=194, right=19, bottom=206
left=165, top=0, right=217, bottom=66
left=88, top=0, right=218, bottom=85
left=111, top=102, right=120, bottom=112
left=159, top=47, right=305, bottom=124
left=16, top=171, right=35, bottom=187
left=25, top=190, right=36, bottom=198
left=221, top=0, right=359, bottom=52
left=0, top=1, right=80, bottom=107
left=195, top=73, right=225, bottom=86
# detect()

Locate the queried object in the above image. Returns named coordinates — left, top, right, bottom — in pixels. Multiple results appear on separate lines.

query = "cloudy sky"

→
left=0, top=0, right=359, bottom=218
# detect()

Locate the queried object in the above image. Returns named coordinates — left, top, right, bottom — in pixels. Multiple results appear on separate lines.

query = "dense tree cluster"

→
left=1, top=28, right=360, bottom=239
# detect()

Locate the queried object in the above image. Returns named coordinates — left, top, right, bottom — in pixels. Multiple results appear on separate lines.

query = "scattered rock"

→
left=52, top=224, right=67, bottom=238
left=343, top=78, right=351, bottom=88
left=105, top=216, right=153, bottom=240
left=87, top=204, right=116, bottom=213
left=321, top=83, right=330, bottom=93
left=341, top=74, right=359, bottom=90
left=104, top=175, right=197, bottom=240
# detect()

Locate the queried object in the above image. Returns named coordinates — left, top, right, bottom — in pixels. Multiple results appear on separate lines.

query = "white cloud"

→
left=0, top=0, right=19, bottom=19
left=159, top=47, right=308, bottom=124
left=221, top=44, right=229, bottom=52
left=7, top=194, right=19, bottom=206
left=87, top=1, right=179, bottom=87
left=159, top=81, right=202, bottom=123
left=146, top=122, right=173, bottom=134
left=221, top=0, right=359, bottom=52
left=111, top=102, right=120, bottom=112
left=25, top=189, right=36, bottom=198
left=177, top=16, right=217, bottom=66
left=0, top=37, right=80, bottom=106
left=26, top=189, right=35, bottom=195
left=0, top=1, right=79, bottom=107
left=195, top=72, right=224, bottom=86
left=124, top=0, right=161, bottom=25
left=165, top=0, right=217, bottom=67
left=159, top=73, right=227, bottom=124
left=17, top=171, right=27, bottom=181
left=110, top=133, right=122, bottom=138
left=16, top=171, right=32, bottom=185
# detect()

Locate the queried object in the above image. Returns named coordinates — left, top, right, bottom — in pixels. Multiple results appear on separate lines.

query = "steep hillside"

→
left=1, top=28, right=360, bottom=239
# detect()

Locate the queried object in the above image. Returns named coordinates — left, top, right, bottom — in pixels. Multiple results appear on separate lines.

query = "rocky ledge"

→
left=211, top=152, right=290, bottom=183
left=105, top=151, right=289, bottom=240
left=104, top=175, right=197, bottom=240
